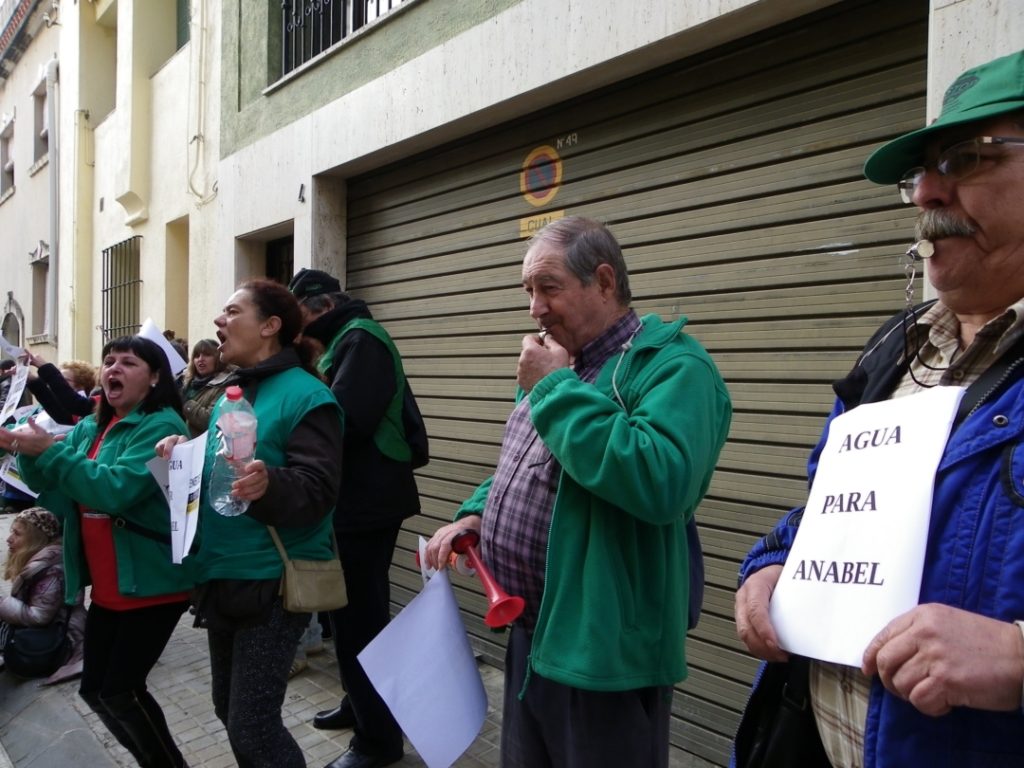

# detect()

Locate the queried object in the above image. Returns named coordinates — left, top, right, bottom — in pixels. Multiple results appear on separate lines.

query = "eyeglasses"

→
left=897, top=136, right=1024, bottom=204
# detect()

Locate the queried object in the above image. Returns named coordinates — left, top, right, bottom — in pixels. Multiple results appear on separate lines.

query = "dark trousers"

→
left=208, top=600, right=309, bottom=768
left=502, top=624, right=672, bottom=768
left=78, top=601, right=188, bottom=767
left=329, top=524, right=404, bottom=758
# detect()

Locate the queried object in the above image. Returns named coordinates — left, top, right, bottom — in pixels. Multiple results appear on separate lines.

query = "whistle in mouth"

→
left=906, top=240, right=935, bottom=261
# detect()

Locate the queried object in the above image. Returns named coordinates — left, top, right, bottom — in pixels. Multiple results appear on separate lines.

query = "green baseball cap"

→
left=863, top=49, right=1024, bottom=184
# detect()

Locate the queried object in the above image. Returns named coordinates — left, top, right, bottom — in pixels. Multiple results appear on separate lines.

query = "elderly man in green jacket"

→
left=427, top=216, right=731, bottom=768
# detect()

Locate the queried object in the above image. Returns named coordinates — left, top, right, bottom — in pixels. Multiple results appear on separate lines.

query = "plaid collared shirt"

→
left=809, top=298, right=1024, bottom=768
left=480, top=310, right=642, bottom=632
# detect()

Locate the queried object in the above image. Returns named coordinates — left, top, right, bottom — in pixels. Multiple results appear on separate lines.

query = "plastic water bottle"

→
left=209, top=386, right=258, bottom=517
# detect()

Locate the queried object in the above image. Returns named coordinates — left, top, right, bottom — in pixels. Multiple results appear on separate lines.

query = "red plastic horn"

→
left=451, top=530, right=525, bottom=628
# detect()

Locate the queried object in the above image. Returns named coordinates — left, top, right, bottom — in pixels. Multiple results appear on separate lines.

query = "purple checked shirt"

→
left=480, top=310, right=641, bottom=632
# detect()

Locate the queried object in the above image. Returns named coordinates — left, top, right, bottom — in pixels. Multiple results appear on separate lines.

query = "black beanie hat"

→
left=288, top=268, right=341, bottom=300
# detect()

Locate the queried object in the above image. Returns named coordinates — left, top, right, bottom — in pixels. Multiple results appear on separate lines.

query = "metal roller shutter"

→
left=346, top=0, right=927, bottom=763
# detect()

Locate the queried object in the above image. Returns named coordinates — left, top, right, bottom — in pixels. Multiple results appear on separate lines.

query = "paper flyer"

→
left=0, top=363, right=29, bottom=425
left=0, top=454, right=37, bottom=498
left=147, top=432, right=207, bottom=563
left=0, top=336, right=24, bottom=360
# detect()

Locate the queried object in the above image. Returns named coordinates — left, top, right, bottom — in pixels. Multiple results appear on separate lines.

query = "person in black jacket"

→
left=289, top=268, right=422, bottom=768
left=23, top=353, right=96, bottom=425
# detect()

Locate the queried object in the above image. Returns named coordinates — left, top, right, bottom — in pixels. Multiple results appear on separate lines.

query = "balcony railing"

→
left=281, top=0, right=404, bottom=76
left=0, top=0, right=39, bottom=81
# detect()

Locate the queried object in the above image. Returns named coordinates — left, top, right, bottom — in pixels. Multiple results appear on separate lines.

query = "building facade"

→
left=0, top=0, right=59, bottom=357
left=1, top=0, right=1021, bottom=764
left=214, top=1, right=1023, bottom=763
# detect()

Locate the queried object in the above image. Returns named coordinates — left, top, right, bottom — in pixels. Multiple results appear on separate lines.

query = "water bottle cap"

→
left=225, top=386, right=243, bottom=401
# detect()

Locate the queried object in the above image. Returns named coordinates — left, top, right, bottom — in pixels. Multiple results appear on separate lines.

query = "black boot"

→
left=80, top=689, right=148, bottom=765
left=101, top=690, right=188, bottom=768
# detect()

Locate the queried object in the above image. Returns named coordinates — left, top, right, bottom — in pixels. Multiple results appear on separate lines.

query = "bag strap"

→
left=267, top=525, right=341, bottom=566
left=953, top=332, right=1024, bottom=430
left=782, top=655, right=812, bottom=709
left=111, top=516, right=172, bottom=546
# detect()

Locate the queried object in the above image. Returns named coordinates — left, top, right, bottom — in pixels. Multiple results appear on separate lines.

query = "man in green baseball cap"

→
left=734, top=50, right=1024, bottom=767
left=864, top=50, right=1024, bottom=184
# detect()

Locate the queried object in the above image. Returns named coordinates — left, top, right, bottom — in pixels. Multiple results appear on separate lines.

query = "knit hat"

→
left=864, top=50, right=1024, bottom=184
left=288, top=268, right=341, bottom=300
left=15, top=507, right=60, bottom=542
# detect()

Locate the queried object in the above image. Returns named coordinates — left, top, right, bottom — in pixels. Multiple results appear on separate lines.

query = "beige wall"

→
left=81, top=0, right=221, bottom=360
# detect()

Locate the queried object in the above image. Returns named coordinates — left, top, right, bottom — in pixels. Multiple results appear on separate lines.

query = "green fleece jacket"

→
left=19, top=406, right=194, bottom=602
left=194, top=364, right=341, bottom=582
left=458, top=314, right=731, bottom=691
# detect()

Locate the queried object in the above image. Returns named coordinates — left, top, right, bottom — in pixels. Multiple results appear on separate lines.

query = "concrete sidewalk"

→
left=0, top=512, right=505, bottom=768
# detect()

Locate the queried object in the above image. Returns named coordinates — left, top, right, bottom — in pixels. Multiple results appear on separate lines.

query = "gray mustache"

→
left=915, top=209, right=975, bottom=241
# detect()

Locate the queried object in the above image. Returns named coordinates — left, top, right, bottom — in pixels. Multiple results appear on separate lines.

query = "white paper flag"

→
left=359, top=541, right=487, bottom=768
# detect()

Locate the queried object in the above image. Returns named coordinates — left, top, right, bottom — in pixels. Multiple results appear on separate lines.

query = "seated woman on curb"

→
left=0, top=507, right=86, bottom=681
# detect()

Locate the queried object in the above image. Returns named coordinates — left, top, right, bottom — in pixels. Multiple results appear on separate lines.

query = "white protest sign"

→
left=769, top=385, right=964, bottom=666
left=139, top=318, right=188, bottom=377
left=359, top=543, right=487, bottom=768
left=146, top=431, right=207, bottom=563
left=0, top=337, right=24, bottom=359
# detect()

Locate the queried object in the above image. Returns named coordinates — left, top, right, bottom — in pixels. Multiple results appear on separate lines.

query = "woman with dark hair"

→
left=0, top=335, right=193, bottom=768
left=180, top=338, right=234, bottom=436
left=157, top=280, right=343, bottom=768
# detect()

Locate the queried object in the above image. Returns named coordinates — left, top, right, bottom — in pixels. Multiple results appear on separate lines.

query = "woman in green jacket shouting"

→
left=1, top=336, right=193, bottom=768
left=158, top=279, right=343, bottom=768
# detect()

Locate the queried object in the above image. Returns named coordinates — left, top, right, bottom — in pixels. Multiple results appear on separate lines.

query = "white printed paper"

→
left=0, top=364, right=29, bottom=425
left=0, top=337, right=24, bottom=360
left=139, top=318, right=188, bottom=377
left=359, top=547, right=487, bottom=768
left=769, top=385, right=965, bottom=666
left=0, top=454, right=37, bottom=498
left=0, top=408, right=74, bottom=497
left=146, top=432, right=207, bottom=563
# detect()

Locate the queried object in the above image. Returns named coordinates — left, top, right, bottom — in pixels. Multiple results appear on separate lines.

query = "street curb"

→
left=0, top=738, right=13, bottom=768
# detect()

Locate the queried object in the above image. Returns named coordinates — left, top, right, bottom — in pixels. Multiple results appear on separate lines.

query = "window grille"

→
left=28, top=240, right=48, bottom=336
left=101, top=236, right=142, bottom=341
left=0, top=121, right=13, bottom=198
left=32, top=86, right=47, bottom=163
left=281, top=0, right=404, bottom=76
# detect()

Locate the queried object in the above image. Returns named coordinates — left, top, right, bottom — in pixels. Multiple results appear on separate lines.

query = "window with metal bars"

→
left=101, top=236, right=142, bottom=341
left=280, top=0, right=405, bottom=76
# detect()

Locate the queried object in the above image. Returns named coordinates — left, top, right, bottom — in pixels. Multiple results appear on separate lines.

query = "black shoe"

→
left=323, top=746, right=402, bottom=768
left=314, top=701, right=356, bottom=730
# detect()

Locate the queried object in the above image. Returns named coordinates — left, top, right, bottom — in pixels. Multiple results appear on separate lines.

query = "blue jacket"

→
left=737, top=305, right=1024, bottom=767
